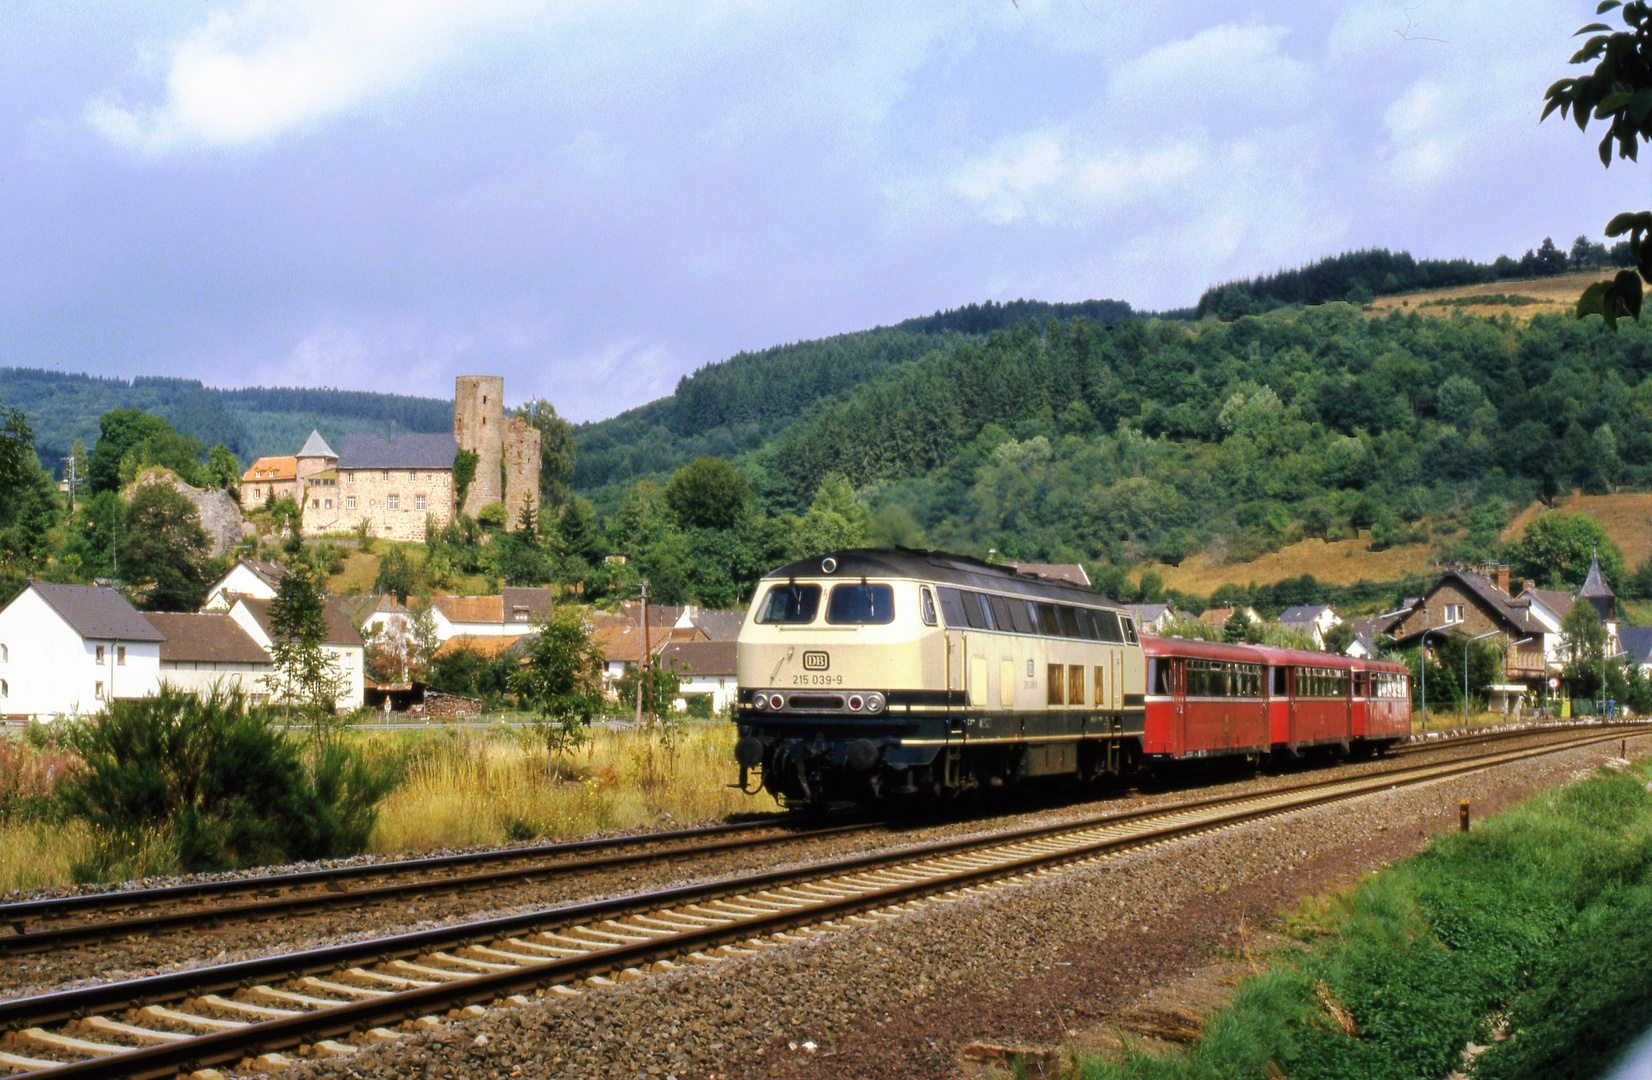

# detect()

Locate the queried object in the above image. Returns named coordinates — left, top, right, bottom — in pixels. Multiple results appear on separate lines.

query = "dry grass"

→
left=365, top=722, right=757, bottom=854
left=325, top=541, right=493, bottom=597
left=0, top=820, right=92, bottom=893
left=1504, top=492, right=1652, bottom=569
left=1150, top=536, right=1435, bottom=595
left=1366, top=271, right=1603, bottom=322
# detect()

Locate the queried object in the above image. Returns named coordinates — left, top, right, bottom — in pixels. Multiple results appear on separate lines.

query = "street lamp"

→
left=1465, top=629, right=1500, bottom=726
left=1417, top=623, right=1454, bottom=731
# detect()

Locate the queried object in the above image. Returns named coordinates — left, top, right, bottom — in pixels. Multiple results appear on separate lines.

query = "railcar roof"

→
left=1142, top=634, right=1407, bottom=671
left=761, top=548, right=1116, bottom=607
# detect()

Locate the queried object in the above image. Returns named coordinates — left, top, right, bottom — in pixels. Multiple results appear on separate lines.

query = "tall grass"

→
left=366, top=722, right=753, bottom=852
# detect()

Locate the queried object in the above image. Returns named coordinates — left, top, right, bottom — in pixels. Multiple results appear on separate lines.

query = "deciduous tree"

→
left=119, top=481, right=213, bottom=610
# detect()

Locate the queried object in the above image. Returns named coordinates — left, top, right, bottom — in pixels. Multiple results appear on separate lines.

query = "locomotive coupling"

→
left=734, top=736, right=765, bottom=768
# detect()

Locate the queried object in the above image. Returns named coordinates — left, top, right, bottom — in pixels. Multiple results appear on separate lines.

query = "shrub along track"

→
left=0, top=725, right=1639, bottom=1079
left=0, top=721, right=1623, bottom=963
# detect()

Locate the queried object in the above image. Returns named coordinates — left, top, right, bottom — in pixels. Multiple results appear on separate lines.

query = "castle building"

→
left=238, top=376, right=541, bottom=544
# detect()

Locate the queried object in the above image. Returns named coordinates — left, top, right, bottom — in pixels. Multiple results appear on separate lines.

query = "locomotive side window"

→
left=1010, top=599, right=1037, bottom=635
left=1057, top=606, right=1082, bottom=639
left=756, top=584, right=821, bottom=624
left=1093, top=609, right=1123, bottom=643
left=920, top=587, right=937, bottom=626
left=1047, top=664, right=1065, bottom=705
left=826, top=584, right=896, bottom=624
left=937, top=587, right=967, bottom=627
left=1036, top=603, right=1061, bottom=636
left=960, top=590, right=991, bottom=630
left=989, top=594, right=1017, bottom=631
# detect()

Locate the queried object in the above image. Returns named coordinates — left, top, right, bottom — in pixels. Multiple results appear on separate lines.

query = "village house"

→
left=0, top=582, right=164, bottom=719
left=1198, top=606, right=1263, bottom=631
left=658, top=640, right=739, bottom=713
left=144, top=612, right=274, bottom=703
left=1277, top=604, right=1343, bottom=649
left=1388, top=564, right=1553, bottom=703
left=224, top=596, right=367, bottom=710
left=202, top=558, right=291, bottom=610
left=1343, top=607, right=1411, bottom=657
left=429, top=588, right=558, bottom=642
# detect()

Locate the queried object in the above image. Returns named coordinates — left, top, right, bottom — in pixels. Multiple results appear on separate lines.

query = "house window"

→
left=96, top=645, right=105, bottom=663
left=347, top=496, right=356, bottom=510
left=325, top=499, right=333, bottom=509
left=0, top=643, right=6, bottom=662
left=1443, top=603, right=1465, bottom=623
left=0, top=678, right=6, bottom=697
left=311, top=499, right=320, bottom=509
left=382, top=471, right=389, bottom=481
left=415, top=494, right=426, bottom=511
left=347, top=472, right=354, bottom=483
left=388, top=494, right=400, bottom=510
left=95, top=680, right=105, bottom=700
left=117, top=646, right=126, bottom=665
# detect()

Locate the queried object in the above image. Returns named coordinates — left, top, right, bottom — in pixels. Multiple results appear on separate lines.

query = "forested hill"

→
left=0, top=369, right=451, bottom=470
left=573, top=298, right=1141, bottom=491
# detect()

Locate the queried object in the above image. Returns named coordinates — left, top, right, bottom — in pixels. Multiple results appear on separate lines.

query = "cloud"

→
left=1107, top=22, right=1313, bottom=124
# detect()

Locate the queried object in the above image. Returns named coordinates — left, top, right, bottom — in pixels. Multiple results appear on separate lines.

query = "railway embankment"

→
left=253, top=729, right=1645, bottom=1080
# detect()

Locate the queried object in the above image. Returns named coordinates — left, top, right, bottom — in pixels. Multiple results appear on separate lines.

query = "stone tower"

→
left=453, top=375, right=542, bottom=530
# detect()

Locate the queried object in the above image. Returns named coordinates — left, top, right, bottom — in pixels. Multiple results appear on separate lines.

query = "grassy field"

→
left=1504, top=490, right=1652, bottom=570
left=1365, top=270, right=1602, bottom=322
left=324, top=540, right=493, bottom=597
left=1150, top=535, right=1435, bottom=595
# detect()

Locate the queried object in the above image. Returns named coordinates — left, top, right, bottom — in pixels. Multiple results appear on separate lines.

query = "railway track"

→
left=0, top=719, right=1629, bottom=958
left=0, top=724, right=1641, bottom=1079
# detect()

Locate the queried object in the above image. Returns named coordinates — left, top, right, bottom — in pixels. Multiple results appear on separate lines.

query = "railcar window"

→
left=756, top=584, right=821, bottom=624
left=960, top=590, right=991, bottom=630
left=826, top=584, right=896, bottom=624
left=1010, top=599, right=1038, bottom=635
left=921, top=588, right=937, bottom=626
left=937, top=588, right=967, bottom=628
left=1121, top=616, right=1138, bottom=644
left=1047, top=664, right=1065, bottom=705
left=988, top=594, right=1017, bottom=632
left=1093, top=609, right=1123, bottom=643
left=1057, top=606, right=1082, bottom=638
left=1036, top=603, right=1061, bottom=636
left=1273, top=666, right=1286, bottom=695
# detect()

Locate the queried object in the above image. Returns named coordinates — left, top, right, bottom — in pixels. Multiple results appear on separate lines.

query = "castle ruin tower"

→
left=453, top=375, right=543, bottom=530
left=454, top=375, right=505, bottom=519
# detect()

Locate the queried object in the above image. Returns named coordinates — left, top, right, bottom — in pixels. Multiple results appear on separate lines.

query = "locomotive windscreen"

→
left=825, top=584, right=896, bottom=624
left=756, top=584, right=821, bottom=624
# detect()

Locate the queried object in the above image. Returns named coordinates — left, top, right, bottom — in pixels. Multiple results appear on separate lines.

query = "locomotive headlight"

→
left=866, top=692, right=885, bottom=713
left=754, top=694, right=767, bottom=711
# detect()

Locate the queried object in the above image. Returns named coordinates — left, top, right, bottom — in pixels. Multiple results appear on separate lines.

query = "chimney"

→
left=1523, top=579, right=1537, bottom=596
left=1497, top=564, right=1510, bottom=596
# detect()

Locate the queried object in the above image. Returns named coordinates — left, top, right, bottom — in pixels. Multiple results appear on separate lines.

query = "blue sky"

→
left=1, top=1, right=1644, bottom=422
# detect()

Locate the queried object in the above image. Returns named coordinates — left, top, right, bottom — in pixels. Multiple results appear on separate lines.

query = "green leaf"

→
left=1617, top=270, right=1645, bottom=320
left=1629, top=88, right=1652, bottom=123
left=1576, top=21, right=1615, bottom=33
left=1606, top=212, right=1642, bottom=236
left=1599, top=0, right=1623, bottom=13
left=1579, top=281, right=1613, bottom=322
left=1598, top=91, right=1635, bottom=113
left=1602, top=129, right=1616, bottom=164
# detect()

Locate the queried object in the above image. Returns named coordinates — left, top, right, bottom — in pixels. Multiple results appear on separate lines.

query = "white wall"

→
left=203, top=564, right=279, bottom=611
left=226, top=600, right=364, bottom=711
left=159, top=662, right=274, bottom=704
left=430, top=609, right=510, bottom=641
left=0, top=588, right=160, bottom=719
left=675, top=672, right=737, bottom=711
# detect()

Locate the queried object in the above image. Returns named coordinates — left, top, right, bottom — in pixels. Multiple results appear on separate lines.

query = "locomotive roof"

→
left=762, top=548, right=1117, bottom=607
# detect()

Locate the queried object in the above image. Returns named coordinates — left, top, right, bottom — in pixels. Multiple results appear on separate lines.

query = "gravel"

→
left=257, top=731, right=1651, bottom=1080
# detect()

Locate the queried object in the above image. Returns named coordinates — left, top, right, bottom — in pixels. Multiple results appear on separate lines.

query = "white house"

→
left=1277, top=604, right=1343, bottom=649
left=144, top=612, right=274, bottom=703
left=0, top=582, right=164, bottom=719
left=658, top=641, right=739, bottom=713
left=202, top=559, right=290, bottom=611
left=225, top=596, right=367, bottom=711
left=429, top=587, right=557, bottom=642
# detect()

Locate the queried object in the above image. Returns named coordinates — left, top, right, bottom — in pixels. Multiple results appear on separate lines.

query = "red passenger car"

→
left=1143, top=636, right=1409, bottom=761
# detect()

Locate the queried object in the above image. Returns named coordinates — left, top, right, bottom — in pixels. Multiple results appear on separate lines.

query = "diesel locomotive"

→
left=730, top=549, right=1411, bottom=808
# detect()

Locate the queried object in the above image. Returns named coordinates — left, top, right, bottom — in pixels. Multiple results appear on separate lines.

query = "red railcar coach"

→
left=1142, top=636, right=1409, bottom=761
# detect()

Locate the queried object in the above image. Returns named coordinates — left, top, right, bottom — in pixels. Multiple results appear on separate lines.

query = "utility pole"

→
left=62, top=455, right=78, bottom=514
left=635, top=581, right=650, bottom=727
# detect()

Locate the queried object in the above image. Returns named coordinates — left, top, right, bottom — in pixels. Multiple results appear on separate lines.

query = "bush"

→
left=56, top=687, right=397, bottom=871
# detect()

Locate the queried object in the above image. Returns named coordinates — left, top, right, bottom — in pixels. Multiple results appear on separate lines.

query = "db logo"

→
left=802, top=651, right=830, bottom=671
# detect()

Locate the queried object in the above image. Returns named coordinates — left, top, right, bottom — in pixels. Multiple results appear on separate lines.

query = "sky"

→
left=2, top=0, right=1647, bottom=423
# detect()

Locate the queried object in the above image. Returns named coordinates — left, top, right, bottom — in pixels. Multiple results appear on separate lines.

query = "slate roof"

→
left=1394, top=569, right=1545, bottom=645
left=689, top=609, right=746, bottom=642
left=236, top=597, right=365, bottom=648
left=1524, top=588, right=1576, bottom=620
left=1278, top=604, right=1333, bottom=624
left=337, top=433, right=458, bottom=471
left=1581, top=557, right=1615, bottom=599
left=297, top=430, right=337, bottom=459
left=502, top=587, right=557, bottom=625
left=143, top=613, right=272, bottom=664
left=658, top=640, right=738, bottom=676
left=27, top=582, right=165, bottom=642
left=1619, top=626, right=1652, bottom=665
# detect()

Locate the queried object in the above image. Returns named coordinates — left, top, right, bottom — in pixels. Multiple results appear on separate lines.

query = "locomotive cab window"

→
left=756, top=584, right=821, bottom=624
left=1093, top=609, right=1123, bottom=643
left=920, top=587, right=937, bottom=626
left=1120, top=616, right=1139, bottom=644
left=826, top=583, right=896, bottom=624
